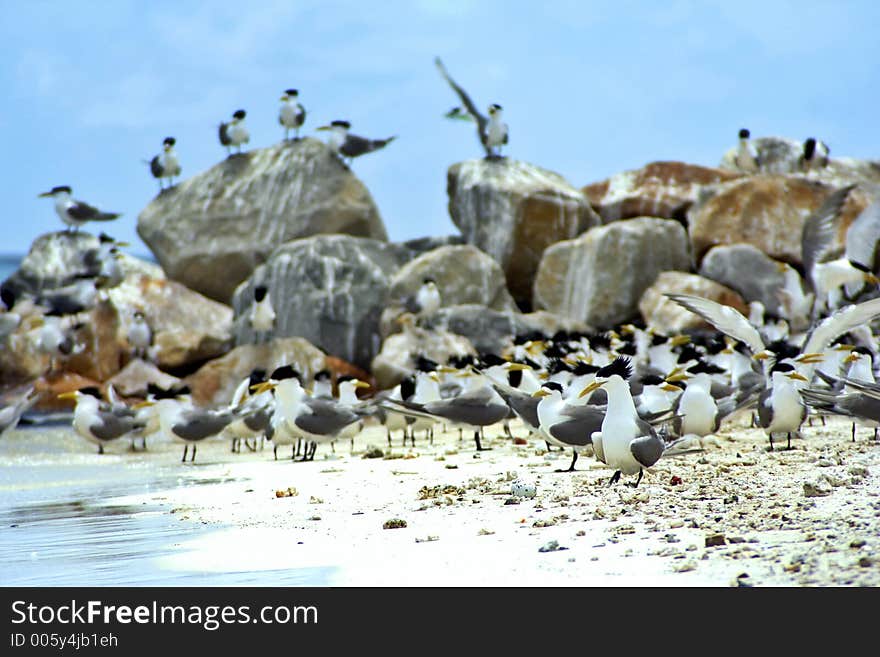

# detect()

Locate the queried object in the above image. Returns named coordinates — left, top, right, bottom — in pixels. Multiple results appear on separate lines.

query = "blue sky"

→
left=2, top=0, right=878, bottom=257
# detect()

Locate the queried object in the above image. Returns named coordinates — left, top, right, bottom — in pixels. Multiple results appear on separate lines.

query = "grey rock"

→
left=699, top=244, right=789, bottom=316
left=137, top=138, right=387, bottom=303
left=232, top=235, right=411, bottom=370
left=533, top=217, right=692, bottom=328
left=397, top=235, right=465, bottom=258
left=447, top=158, right=599, bottom=306
left=381, top=245, right=517, bottom=337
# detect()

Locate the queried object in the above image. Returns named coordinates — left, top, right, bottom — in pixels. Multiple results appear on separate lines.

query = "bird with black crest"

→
left=219, top=109, right=249, bottom=155
left=148, top=137, right=181, bottom=191
left=316, top=120, right=396, bottom=166
left=38, top=186, right=121, bottom=233
left=279, top=89, right=306, bottom=141
left=799, top=137, right=829, bottom=174
left=249, top=284, right=276, bottom=343
left=58, top=387, right=145, bottom=454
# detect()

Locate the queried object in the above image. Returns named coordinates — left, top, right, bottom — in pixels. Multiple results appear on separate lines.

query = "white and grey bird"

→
left=799, top=137, right=830, bottom=174
left=127, top=309, right=153, bottom=359
left=226, top=369, right=272, bottom=454
left=578, top=357, right=669, bottom=487
left=259, top=370, right=366, bottom=461
left=148, top=137, right=181, bottom=191
left=401, top=278, right=441, bottom=319
left=0, top=386, right=38, bottom=438
left=38, top=186, right=121, bottom=233
left=35, top=276, right=98, bottom=316
left=279, top=89, right=306, bottom=141
left=59, top=387, right=145, bottom=454
left=380, top=367, right=510, bottom=451
left=248, top=285, right=276, bottom=343
left=532, top=381, right=605, bottom=473
left=35, top=315, right=85, bottom=372
left=775, top=261, right=814, bottom=332
left=219, top=109, right=250, bottom=154
left=316, top=120, right=396, bottom=164
left=733, top=128, right=760, bottom=173
left=435, top=57, right=508, bottom=159
left=801, top=186, right=880, bottom=316
left=148, top=389, right=247, bottom=462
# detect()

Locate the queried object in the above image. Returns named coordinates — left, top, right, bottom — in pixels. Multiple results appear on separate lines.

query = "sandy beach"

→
left=2, top=412, right=878, bottom=587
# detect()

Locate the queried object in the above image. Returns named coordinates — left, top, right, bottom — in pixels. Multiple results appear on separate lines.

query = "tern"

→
left=38, top=186, right=121, bottom=233
left=279, top=89, right=306, bottom=141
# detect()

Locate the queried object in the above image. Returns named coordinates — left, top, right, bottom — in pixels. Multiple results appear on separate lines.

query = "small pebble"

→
left=705, top=533, right=727, bottom=548
left=538, top=540, right=567, bottom=553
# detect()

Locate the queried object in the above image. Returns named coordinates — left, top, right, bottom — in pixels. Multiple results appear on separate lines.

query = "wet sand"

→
left=1, top=414, right=878, bottom=586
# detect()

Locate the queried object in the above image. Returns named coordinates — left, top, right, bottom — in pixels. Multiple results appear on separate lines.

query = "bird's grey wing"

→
left=665, top=294, right=765, bottom=355
left=218, top=122, right=231, bottom=146
left=173, top=411, right=232, bottom=441
left=549, top=405, right=604, bottom=446
left=295, top=399, right=359, bottom=436
left=630, top=432, right=664, bottom=468
left=836, top=394, right=880, bottom=422
left=149, top=155, right=163, bottom=177
left=296, top=104, right=306, bottom=126
left=845, top=200, right=880, bottom=270
left=802, top=297, right=880, bottom=356
left=801, top=184, right=855, bottom=285
left=424, top=388, right=509, bottom=425
left=67, top=202, right=101, bottom=221
left=90, top=411, right=136, bottom=441
left=401, top=292, right=421, bottom=314
left=434, top=57, right=488, bottom=139
left=339, top=134, right=373, bottom=157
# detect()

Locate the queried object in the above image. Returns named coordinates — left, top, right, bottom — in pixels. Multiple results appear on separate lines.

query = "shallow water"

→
left=0, top=426, right=334, bottom=586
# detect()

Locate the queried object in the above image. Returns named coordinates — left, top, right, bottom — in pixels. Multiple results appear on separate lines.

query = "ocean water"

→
left=0, top=255, right=20, bottom=282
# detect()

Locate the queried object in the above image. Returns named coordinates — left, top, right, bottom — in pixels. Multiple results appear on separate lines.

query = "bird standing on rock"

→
left=279, top=89, right=306, bottom=141
left=800, top=137, right=830, bottom=174
left=733, top=128, right=760, bottom=173
left=316, top=120, right=396, bottom=165
left=249, top=285, right=276, bottom=343
left=435, top=57, right=508, bottom=159
left=149, top=137, right=181, bottom=191
left=219, top=109, right=249, bottom=155
left=38, top=186, right=121, bottom=233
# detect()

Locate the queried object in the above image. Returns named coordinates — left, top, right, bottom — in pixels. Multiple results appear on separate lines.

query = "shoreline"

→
left=3, top=414, right=878, bottom=586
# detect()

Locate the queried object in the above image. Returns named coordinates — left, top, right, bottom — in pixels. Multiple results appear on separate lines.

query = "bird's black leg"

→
left=556, top=449, right=578, bottom=473
left=182, top=445, right=188, bottom=462
left=231, top=438, right=237, bottom=453
left=98, top=444, right=104, bottom=455
left=874, top=427, right=878, bottom=441
left=141, top=436, right=147, bottom=450
left=387, top=429, right=391, bottom=446
left=768, top=434, right=774, bottom=452
left=786, top=433, right=792, bottom=450
left=608, top=470, right=621, bottom=486
left=630, top=469, right=644, bottom=488
left=820, top=415, right=826, bottom=426
left=853, top=422, right=857, bottom=442
left=503, top=421, right=513, bottom=439
left=191, top=444, right=197, bottom=462
left=273, top=445, right=277, bottom=460
left=310, top=442, right=317, bottom=460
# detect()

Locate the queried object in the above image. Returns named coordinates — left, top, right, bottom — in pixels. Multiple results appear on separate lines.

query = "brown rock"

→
left=64, top=300, right=125, bottom=382
left=108, top=275, right=232, bottom=370
left=688, top=175, right=872, bottom=264
left=639, top=272, right=748, bottom=334
left=533, top=217, right=691, bottom=328
left=32, top=372, right=101, bottom=412
left=184, top=337, right=326, bottom=406
left=583, top=161, right=741, bottom=222
left=447, top=158, right=599, bottom=305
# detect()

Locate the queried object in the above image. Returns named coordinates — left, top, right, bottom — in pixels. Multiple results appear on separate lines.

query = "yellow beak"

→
left=133, top=400, right=154, bottom=409
left=866, top=273, right=880, bottom=286
left=57, top=391, right=79, bottom=400
left=795, top=352, right=825, bottom=364
left=505, top=362, right=531, bottom=371
left=579, top=380, right=603, bottom=398
left=843, top=352, right=860, bottom=364
left=670, top=335, right=691, bottom=347
left=353, top=381, right=371, bottom=390
left=251, top=381, right=277, bottom=394
left=787, top=372, right=809, bottom=382
left=661, top=383, right=682, bottom=392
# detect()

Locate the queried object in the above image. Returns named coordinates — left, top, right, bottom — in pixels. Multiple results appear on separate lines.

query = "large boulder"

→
left=639, top=271, right=748, bottom=334
left=583, top=161, right=741, bottom=223
left=447, top=158, right=599, bottom=306
left=108, top=274, right=233, bottom=370
left=232, top=235, right=410, bottom=370
left=185, top=337, right=327, bottom=407
left=380, top=245, right=517, bottom=336
left=533, top=217, right=691, bottom=328
left=687, top=176, right=873, bottom=264
left=698, top=244, right=788, bottom=316
left=137, top=138, right=388, bottom=303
